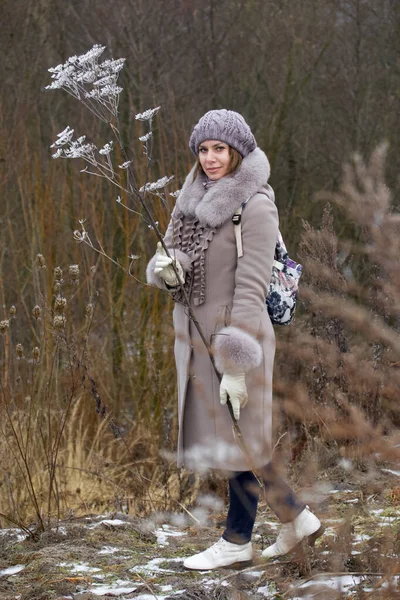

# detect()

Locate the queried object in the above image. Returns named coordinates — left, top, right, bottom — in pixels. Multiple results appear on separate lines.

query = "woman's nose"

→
left=206, top=152, right=217, bottom=163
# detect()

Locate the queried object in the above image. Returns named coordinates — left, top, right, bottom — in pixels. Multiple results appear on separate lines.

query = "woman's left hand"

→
left=219, top=373, right=248, bottom=420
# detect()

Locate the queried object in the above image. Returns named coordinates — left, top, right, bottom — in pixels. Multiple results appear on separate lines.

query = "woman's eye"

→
left=217, top=146, right=225, bottom=151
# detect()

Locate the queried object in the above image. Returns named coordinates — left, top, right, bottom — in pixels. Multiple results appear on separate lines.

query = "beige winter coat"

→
left=147, top=148, right=279, bottom=472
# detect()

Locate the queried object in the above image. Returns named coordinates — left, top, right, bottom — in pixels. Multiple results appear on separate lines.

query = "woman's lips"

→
left=207, top=167, right=220, bottom=173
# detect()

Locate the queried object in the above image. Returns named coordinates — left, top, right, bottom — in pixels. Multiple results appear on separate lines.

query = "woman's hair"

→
left=192, top=146, right=243, bottom=182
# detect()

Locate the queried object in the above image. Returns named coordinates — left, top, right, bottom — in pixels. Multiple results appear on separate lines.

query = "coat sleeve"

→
left=213, top=188, right=279, bottom=374
left=146, top=210, right=192, bottom=290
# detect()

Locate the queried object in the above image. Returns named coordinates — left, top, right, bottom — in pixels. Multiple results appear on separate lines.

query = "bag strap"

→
left=232, top=193, right=287, bottom=262
left=233, top=206, right=244, bottom=258
left=232, top=195, right=252, bottom=259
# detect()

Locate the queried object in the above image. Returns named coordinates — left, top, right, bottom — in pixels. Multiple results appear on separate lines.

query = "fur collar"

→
left=176, top=148, right=272, bottom=228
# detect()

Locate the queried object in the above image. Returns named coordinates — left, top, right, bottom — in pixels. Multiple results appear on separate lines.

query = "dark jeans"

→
left=222, top=462, right=306, bottom=544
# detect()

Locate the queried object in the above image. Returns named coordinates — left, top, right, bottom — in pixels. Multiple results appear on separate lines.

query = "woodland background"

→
left=1, top=0, right=400, bottom=526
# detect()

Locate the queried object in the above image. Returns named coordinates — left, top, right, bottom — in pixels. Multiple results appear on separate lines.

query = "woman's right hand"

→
left=219, top=373, right=248, bottom=420
left=154, top=242, right=185, bottom=286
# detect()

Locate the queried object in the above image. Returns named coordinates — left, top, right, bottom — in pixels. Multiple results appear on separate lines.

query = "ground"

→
left=1, top=475, right=400, bottom=600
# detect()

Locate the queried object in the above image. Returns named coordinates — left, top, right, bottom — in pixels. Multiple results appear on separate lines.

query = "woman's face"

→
left=198, top=140, right=231, bottom=180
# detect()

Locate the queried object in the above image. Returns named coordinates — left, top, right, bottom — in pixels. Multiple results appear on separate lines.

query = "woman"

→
left=146, top=110, right=323, bottom=570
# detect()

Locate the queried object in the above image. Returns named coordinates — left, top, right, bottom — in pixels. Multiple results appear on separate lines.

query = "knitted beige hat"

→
left=189, top=109, right=257, bottom=157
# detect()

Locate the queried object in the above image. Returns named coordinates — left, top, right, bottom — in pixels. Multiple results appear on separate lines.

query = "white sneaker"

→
left=262, top=507, right=323, bottom=558
left=183, top=537, right=253, bottom=570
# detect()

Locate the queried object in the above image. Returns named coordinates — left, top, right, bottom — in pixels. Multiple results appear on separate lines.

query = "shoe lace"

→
left=210, top=539, right=226, bottom=555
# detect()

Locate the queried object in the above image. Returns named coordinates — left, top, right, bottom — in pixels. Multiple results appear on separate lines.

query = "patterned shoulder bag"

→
left=232, top=197, right=302, bottom=325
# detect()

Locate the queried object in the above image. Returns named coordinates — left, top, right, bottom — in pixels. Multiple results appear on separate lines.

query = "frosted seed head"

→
left=85, top=303, right=94, bottom=319
left=53, top=314, right=66, bottom=329
left=138, top=132, right=153, bottom=143
left=54, top=266, right=63, bottom=281
left=32, top=305, right=41, bottom=320
left=53, top=282, right=61, bottom=294
left=69, top=264, right=80, bottom=280
left=98, top=142, right=113, bottom=156
left=9, top=305, right=16, bottom=318
left=16, top=343, right=24, bottom=358
left=139, top=175, right=174, bottom=194
left=36, top=254, right=46, bottom=268
left=54, top=296, right=67, bottom=312
left=118, top=161, right=132, bottom=169
left=32, top=347, right=40, bottom=361
left=135, top=106, right=161, bottom=121
left=0, top=320, right=10, bottom=335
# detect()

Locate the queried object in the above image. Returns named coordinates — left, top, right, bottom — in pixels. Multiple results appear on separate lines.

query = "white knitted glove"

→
left=154, top=242, right=185, bottom=286
left=220, top=373, right=248, bottom=420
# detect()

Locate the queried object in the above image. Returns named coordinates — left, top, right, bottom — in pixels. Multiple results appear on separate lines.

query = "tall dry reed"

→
left=272, top=144, right=400, bottom=485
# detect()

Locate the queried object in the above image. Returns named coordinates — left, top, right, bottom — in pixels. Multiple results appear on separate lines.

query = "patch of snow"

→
left=154, top=524, right=187, bottom=546
left=0, top=565, right=25, bottom=576
left=354, top=534, right=372, bottom=542
left=0, top=529, right=11, bottom=536
left=133, top=596, right=170, bottom=600
left=199, top=577, right=219, bottom=586
left=58, top=562, right=101, bottom=573
left=98, top=545, right=120, bottom=555
left=328, top=489, right=354, bottom=494
left=257, top=584, right=274, bottom=596
left=56, top=526, right=67, bottom=535
left=297, top=575, right=369, bottom=593
left=382, top=468, right=400, bottom=477
left=321, top=527, right=338, bottom=539
left=135, top=596, right=165, bottom=600
left=0, top=528, right=29, bottom=543
left=379, top=517, right=399, bottom=525
left=242, top=570, right=263, bottom=578
left=90, top=518, right=127, bottom=528
left=90, top=582, right=138, bottom=596
left=160, top=585, right=173, bottom=592
left=132, top=557, right=183, bottom=575
left=343, top=498, right=359, bottom=504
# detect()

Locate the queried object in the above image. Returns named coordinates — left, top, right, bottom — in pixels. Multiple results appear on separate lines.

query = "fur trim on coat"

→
left=213, top=325, right=263, bottom=375
left=146, top=248, right=192, bottom=290
left=176, top=147, right=271, bottom=227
